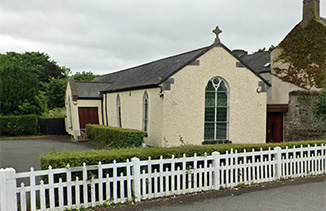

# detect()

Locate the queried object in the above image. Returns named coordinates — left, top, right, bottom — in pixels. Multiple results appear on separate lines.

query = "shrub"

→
left=39, top=107, right=66, bottom=119
left=39, top=140, right=326, bottom=170
left=86, top=124, right=144, bottom=149
left=0, top=114, right=38, bottom=136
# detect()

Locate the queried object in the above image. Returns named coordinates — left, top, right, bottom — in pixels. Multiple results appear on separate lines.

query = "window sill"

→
left=202, top=140, right=231, bottom=145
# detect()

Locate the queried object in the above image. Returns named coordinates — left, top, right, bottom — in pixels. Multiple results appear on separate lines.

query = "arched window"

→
left=116, top=94, right=122, bottom=128
left=204, top=77, right=229, bottom=141
left=67, top=96, right=73, bottom=129
left=142, top=92, right=149, bottom=134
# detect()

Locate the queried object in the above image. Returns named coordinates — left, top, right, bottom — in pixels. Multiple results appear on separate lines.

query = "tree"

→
left=46, top=78, right=67, bottom=109
left=4, top=52, right=70, bottom=83
left=0, top=51, right=70, bottom=115
left=313, top=82, right=326, bottom=122
left=0, top=56, right=45, bottom=115
left=73, top=71, right=98, bottom=81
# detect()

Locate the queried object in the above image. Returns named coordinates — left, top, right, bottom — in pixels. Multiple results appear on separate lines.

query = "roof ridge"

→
left=98, top=46, right=210, bottom=78
left=75, top=81, right=109, bottom=84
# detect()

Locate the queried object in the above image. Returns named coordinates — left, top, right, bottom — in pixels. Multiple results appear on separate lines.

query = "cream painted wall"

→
left=103, top=46, right=268, bottom=147
left=106, top=88, right=163, bottom=146
left=160, top=46, right=267, bottom=146
left=260, top=73, right=305, bottom=104
left=65, top=82, right=103, bottom=139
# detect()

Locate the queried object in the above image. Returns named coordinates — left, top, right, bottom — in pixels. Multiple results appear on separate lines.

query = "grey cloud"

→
left=0, top=0, right=325, bottom=75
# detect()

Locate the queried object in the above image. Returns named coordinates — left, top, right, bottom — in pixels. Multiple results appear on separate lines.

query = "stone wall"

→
left=284, top=91, right=326, bottom=141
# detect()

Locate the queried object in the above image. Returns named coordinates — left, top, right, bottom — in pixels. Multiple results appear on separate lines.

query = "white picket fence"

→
left=0, top=144, right=325, bottom=211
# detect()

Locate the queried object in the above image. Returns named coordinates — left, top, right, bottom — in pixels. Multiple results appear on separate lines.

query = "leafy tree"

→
left=4, top=52, right=70, bottom=84
left=46, top=78, right=67, bottom=109
left=0, top=56, right=45, bottom=115
left=253, top=45, right=276, bottom=54
left=0, top=51, right=70, bottom=115
left=73, top=71, right=98, bottom=81
left=313, top=81, right=326, bottom=122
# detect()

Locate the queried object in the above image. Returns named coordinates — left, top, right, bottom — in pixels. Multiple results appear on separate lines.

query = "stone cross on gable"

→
left=213, top=26, right=222, bottom=44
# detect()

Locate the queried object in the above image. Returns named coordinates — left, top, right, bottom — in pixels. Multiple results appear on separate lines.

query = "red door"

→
left=267, top=112, right=283, bottom=143
left=78, top=107, right=99, bottom=129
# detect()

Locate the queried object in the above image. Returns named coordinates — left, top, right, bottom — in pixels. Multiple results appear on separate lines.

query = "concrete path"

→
left=107, top=176, right=326, bottom=211
left=0, top=136, right=101, bottom=172
left=144, top=180, right=326, bottom=211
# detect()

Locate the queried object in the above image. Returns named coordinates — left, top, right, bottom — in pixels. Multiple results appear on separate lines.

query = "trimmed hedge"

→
left=39, top=140, right=326, bottom=170
left=0, top=114, right=38, bottom=136
left=86, top=124, right=144, bottom=148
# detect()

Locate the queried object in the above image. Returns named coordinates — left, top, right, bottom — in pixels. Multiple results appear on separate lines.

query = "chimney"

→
left=232, top=49, right=248, bottom=58
left=302, top=0, right=320, bottom=22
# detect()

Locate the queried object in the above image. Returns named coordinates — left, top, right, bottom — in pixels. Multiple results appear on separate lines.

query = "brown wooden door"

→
left=78, top=107, right=99, bottom=129
left=267, top=112, right=283, bottom=143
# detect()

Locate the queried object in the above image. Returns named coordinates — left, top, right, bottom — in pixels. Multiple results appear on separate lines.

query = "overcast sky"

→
left=1, top=0, right=325, bottom=75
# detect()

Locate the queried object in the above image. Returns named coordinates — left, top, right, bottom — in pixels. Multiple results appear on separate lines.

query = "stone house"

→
left=237, top=0, right=326, bottom=142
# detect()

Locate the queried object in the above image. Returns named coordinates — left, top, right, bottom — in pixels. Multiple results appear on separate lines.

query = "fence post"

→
left=212, top=151, right=220, bottom=190
left=0, top=168, right=17, bottom=211
left=274, top=147, right=282, bottom=180
left=131, top=157, right=141, bottom=202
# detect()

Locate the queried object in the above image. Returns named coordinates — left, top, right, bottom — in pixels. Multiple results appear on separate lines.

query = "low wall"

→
left=284, top=91, right=326, bottom=141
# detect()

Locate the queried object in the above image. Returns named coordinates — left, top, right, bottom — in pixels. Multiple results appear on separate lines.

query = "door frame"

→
left=78, top=107, right=99, bottom=129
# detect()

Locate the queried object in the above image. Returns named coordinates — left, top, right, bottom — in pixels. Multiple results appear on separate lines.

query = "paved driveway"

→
left=0, top=136, right=101, bottom=172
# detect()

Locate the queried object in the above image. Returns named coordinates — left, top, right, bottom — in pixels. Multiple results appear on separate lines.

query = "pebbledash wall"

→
left=65, top=81, right=103, bottom=139
left=284, top=91, right=326, bottom=141
left=105, top=46, right=267, bottom=147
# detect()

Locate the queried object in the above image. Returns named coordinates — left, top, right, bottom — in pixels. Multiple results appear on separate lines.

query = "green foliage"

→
left=46, top=78, right=67, bottom=109
left=275, top=20, right=326, bottom=88
left=40, top=107, right=66, bottom=119
left=0, top=57, right=42, bottom=115
left=313, top=82, right=326, bottom=122
left=0, top=114, right=38, bottom=136
left=73, top=71, right=98, bottom=81
left=86, top=124, right=144, bottom=149
left=0, top=51, right=70, bottom=115
left=253, top=45, right=276, bottom=54
left=39, top=140, right=326, bottom=170
left=2, top=52, right=70, bottom=84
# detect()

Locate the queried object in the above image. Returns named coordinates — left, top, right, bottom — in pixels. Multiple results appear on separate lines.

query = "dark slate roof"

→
left=239, top=52, right=271, bottom=73
left=93, top=43, right=271, bottom=93
left=75, top=82, right=109, bottom=99
left=93, top=46, right=211, bottom=93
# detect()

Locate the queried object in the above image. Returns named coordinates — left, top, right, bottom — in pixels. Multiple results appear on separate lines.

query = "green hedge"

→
left=39, top=140, right=326, bottom=170
left=86, top=124, right=144, bottom=148
left=0, top=114, right=38, bottom=136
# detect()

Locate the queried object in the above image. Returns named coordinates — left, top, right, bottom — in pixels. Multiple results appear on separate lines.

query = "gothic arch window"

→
left=204, top=77, right=229, bottom=141
left=142, top=91, right=149, bottom=134
left=67, top=96, right=73, bottom=129
left=116, top=94, right=122, bottom=128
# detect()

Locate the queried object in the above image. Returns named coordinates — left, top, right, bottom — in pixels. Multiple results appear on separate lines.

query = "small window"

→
left=142, top=92, right=149, bottom=134
left=67, top=96, right=73, bottom=129
left=116, top=94, right=122, bottom=128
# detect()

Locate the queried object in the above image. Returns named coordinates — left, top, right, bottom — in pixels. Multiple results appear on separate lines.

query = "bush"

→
left=39, top=140, right=326, bottom=170
left=86, top=124, right=144, bottom=148
left=0, top=114, right=38, bottom=136
left=39, top=107, right=66, bottom=119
